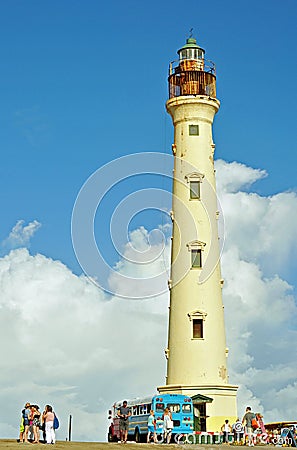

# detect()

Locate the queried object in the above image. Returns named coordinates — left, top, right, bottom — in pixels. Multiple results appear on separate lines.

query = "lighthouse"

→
left=158, top=36, right=238, bottom=431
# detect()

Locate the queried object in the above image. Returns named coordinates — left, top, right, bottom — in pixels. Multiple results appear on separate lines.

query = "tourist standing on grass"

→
left=19, top=409, right=25, bottom=443
left=162, top=408, right=173, bottom=444
left=147, top=410, right=157, bottom=443
left=232, top=418, right=244, bottom=444
left=43, top=405, right=56, bottom=444
left=23, top=402, right=31, bottom=443
left=118, top=400, right=131, bottom=444
left=221, top=419, right=231, bottom=443
left=256, top=413, right=266, bottom=434
left=31, top=405, right=41, bottom=443
left=242, top=406, right=255, bottom=447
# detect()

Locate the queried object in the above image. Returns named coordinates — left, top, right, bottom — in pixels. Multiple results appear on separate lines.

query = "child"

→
left=147, top=410, right=157, bottom=443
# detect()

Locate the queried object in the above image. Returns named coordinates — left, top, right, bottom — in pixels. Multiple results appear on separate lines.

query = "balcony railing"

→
left=168, top=59, right=216, bottom=99
left=169, top=70, right=216, bottom=99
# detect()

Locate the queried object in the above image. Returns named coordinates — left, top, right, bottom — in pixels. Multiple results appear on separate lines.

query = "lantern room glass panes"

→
left=180, top=48, right=204, bottom=60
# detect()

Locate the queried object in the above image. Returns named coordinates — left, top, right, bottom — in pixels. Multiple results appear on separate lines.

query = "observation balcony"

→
left=168, top=59, right=216, bottom=99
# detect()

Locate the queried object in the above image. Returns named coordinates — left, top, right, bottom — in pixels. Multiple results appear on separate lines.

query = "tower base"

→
left=157, top=383, right=238, bottom=432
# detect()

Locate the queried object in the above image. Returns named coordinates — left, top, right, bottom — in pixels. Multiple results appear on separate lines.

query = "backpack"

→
left=251, top=418, right=259, bottom=429
left=53, top=415, right=59, bottom=430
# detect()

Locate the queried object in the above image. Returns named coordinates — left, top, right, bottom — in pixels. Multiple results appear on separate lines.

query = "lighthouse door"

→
left=193, top=403, right=207, bottom=431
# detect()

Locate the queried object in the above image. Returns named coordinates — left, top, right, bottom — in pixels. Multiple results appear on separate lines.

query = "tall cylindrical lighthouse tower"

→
left=158, top=37, right=238, bottom=431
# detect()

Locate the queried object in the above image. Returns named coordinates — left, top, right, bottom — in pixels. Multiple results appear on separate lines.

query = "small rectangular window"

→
left=167, top=403, right=180, bottom=413
left=182, top=404, right=192, bottom=413
left=191, top=249, right=202, bottom=268
left=155, top=403, right=164, bottom=412
left=193, top=319, right=203, bottom=338
left=190, top=181, right=200, bottom=199
left=189, top=124, right=199, bottom=136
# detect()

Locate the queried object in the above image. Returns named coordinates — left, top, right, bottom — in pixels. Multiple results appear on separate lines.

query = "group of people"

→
left=147, top=408, right=173, bottom=444
left=221, top=406, right=266, bottom=446
left=117, top=401, right=173, bottom=444
left=19, top=402, right=57, bottom=445
left=117, top=402, right=266, bottom=445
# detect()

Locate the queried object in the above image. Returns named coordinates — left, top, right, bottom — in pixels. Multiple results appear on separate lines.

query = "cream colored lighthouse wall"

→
left=158, top=94, right=238, bottom=426
left=205, top=389, right=238, bottom=431
left=166, top=96, right=229, bottom=387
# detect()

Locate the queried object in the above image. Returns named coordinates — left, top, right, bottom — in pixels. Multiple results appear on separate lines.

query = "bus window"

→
left=167, top=403, right=181, bottom=413
left=155, top=403, right=164, bottom=412
left=182, top=404, right=192, bottom=412
left=132, top=406, right=137, bottom=415
left=139, top=405, right=143, bottom=414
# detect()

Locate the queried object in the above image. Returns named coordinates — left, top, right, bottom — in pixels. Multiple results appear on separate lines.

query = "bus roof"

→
left=115, top=396, right=154, bottom=409
left=114, top=393, right=192, bottom=409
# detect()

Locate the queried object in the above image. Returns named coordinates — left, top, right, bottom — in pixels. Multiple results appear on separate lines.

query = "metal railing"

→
left=168, top=70, right=216, bottom=99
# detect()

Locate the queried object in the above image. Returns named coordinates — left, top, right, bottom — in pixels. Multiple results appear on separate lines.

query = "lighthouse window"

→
left=193, top=319, right=203, bottom=338
left=191, top=249, right=202, bottom=268
left=181, top=49, right=187, bottom=60
left=190, top=181, right=200, bottom=199
left=189, top=124, right=199, bottom=136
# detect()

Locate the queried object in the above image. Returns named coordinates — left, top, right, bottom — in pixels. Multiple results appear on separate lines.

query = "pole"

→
left=68, top=415, right=72, bottom=442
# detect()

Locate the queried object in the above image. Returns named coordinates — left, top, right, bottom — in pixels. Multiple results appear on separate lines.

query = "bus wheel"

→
left=134, top=428, right=141, bottom=443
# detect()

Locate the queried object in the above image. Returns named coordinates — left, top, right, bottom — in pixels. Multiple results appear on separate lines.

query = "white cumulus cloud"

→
left=2, top=220, right=41, bottom=249
left=0, top=243, right=168, bottom=441
left=216, top=159, right=297, bottom=420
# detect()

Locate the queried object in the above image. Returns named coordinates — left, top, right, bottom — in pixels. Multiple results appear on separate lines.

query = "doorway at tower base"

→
left=157, top=383, right=238, bottom=433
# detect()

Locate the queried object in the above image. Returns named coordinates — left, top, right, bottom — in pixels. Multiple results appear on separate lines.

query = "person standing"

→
left=147, top=410, right=157, bottom=443
left=242, top=406, right=255, bottom=447
left=117, top=401, right=131, bottom=444
left=232, top=418, right=244, bottom=444
left=31, top=405, right=41, bottom=443
left=221, top=419, right=231, bottom=444
left=162, top=408, right=173, bottom=444
left=23, top=403, right=31, bottom=443
left=42, top=405, right=56, bottom=444
left=256, top=413, right=266, bottom=434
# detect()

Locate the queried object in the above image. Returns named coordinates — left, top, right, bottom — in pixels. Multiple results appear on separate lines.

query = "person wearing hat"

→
left=23, top=402, right=31, bottom=443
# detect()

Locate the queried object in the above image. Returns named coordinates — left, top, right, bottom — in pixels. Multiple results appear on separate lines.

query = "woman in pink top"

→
left=42, top=405, right=55, bottom=444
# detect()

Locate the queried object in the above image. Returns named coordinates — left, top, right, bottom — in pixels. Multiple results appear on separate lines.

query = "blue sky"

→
left=1, top=0, right=297, bottom=274
left=1, top=0, right=297, bottom=441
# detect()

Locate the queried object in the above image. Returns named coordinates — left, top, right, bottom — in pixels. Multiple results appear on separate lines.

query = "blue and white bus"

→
left=108, top=393, right=193, bottom=442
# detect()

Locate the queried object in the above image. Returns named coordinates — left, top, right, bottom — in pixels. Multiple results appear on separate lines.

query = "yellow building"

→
left=158, top=36, right=238, bottom=432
